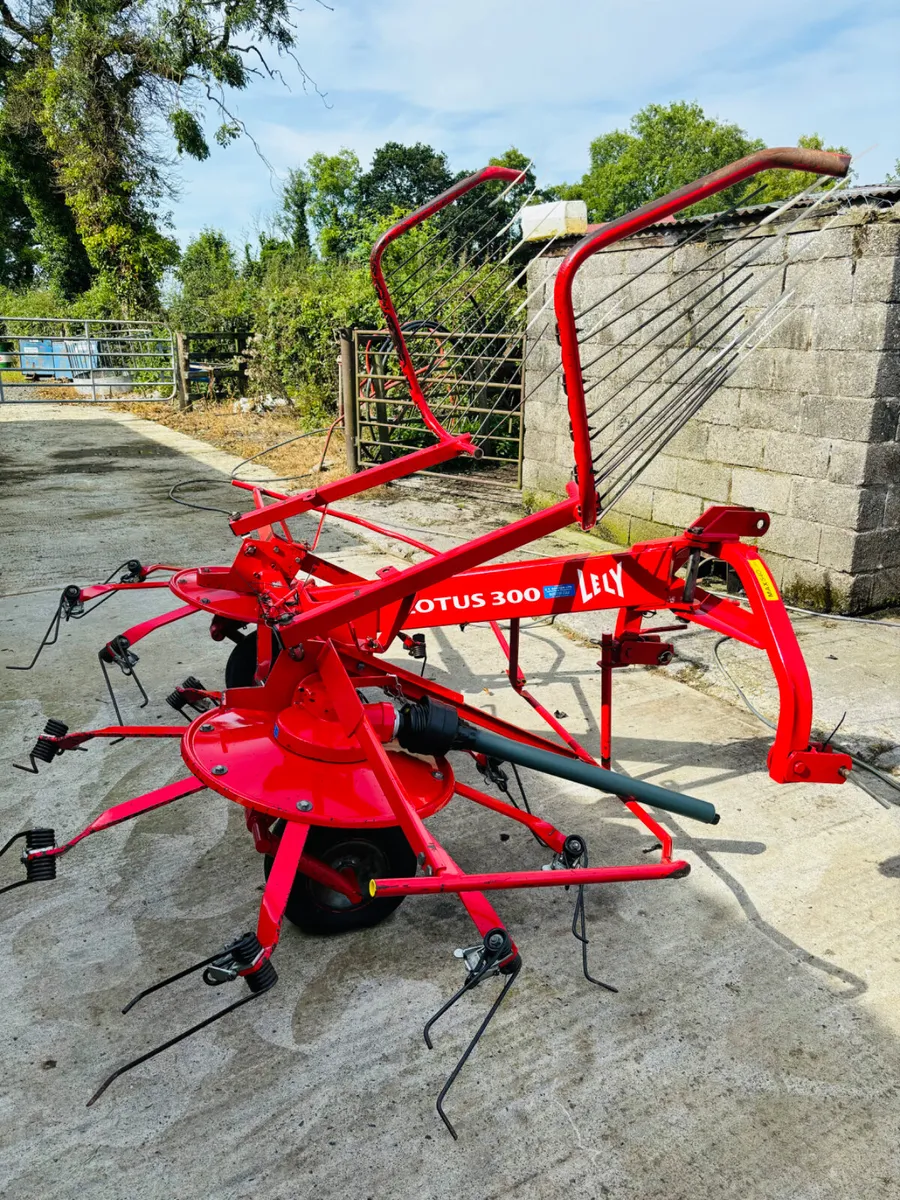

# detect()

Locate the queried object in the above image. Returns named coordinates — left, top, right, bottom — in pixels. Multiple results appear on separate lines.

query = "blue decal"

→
left=543, top=583, right=575, bottom=599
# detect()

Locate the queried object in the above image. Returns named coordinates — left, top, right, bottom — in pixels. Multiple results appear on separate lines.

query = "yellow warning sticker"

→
left=749, top=558, right=779, bottom=601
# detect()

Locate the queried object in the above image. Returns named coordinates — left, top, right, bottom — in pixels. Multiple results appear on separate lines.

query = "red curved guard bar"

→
left=369, top=164, right=526, bottom=441
left=554, top=147, right=851, bottom=530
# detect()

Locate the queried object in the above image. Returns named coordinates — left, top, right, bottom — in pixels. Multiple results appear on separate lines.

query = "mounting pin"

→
left=296, top=800, right=313, bottom=812
left=199, top=724, right=214, bottom=733
left=212, top=765, right=228, bottom=776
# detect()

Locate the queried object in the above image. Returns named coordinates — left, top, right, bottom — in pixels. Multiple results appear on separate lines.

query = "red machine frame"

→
left=4, top=147, right=852, bottom=1134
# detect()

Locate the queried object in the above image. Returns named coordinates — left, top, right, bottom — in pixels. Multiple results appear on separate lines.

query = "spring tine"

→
left=0, top=831, right=29, bottom=860
left=423, top=972, right=481, bottom=1049
left=121, top=950, right=228, bottom=1014
left=86, top=989, right=261, bottom=1108
left=79, top=590, right=116, bottom=618
left=11, top=757, right=40, bottom=775
left=0, top=828, right=57, bottom=891
left=102, top=559, right=139, bottom=585
left=571, top=886, right=617, bottom=993
left=6, top=600, right=63, bottom=671
left=434, top=960, right=521, bottom=1140
left=99, top=658, right=125, bottom=726
left=131, top=665, right=149, bottom=710
left=0, top=878, right=31, bottom=897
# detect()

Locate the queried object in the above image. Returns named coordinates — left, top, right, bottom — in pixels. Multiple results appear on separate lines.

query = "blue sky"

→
left=170, top=0, right=900, bottom=248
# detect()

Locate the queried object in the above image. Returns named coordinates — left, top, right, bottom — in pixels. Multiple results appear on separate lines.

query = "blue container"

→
left=20, top=337, right=100, bottom=379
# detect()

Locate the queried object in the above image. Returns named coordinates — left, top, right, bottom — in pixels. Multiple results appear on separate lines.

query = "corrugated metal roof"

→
left=582, top=183, right=900, bottom=236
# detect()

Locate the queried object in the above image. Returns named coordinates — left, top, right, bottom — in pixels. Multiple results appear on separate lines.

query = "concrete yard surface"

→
left=1, top=405, right=899, bottom=1200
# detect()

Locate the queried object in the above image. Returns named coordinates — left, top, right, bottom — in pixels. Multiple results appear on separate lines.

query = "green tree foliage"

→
left=357, top=141, right=454, bottom=220
left=0, top=157, right=37, bottom=287
left=444, top=146, right=551, bottom=266
left=168, top=230, right=250, bottom=331
left=565, top=101, right=765, bottom=221
left=0, top=0, right=312, bottom=311
left=304, top=149, right=364, bottom=259
left=563, top=105, right=853, bottom=222
left=249, top=258, right=379, bottom=412
left=280, top=169, right=312, bottom=257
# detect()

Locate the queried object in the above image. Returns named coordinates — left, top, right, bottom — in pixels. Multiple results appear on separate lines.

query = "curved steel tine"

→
left=87, top=990, right=260, bottom=1108
left=423, top=972, right=481, bottom=1049
left=571, top=885, right=617, bottom=994
left=0, top=878, right=30, bottom=897
left=434, top=960, right=521, bottom=1140
left=121, top=950, right=227, bottom=1014
left=0, top=831, right=29, bottom=860
left=6, top=601, right=63, bottom=671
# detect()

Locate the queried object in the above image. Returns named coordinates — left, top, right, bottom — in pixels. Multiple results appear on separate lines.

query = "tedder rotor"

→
left=3, top=146, right=854, bottom=1137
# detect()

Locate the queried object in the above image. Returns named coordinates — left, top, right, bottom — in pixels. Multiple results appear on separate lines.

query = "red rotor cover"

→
left=181, top=705, right=454, bottom=828
left=170, top=567, right=262, bottom=624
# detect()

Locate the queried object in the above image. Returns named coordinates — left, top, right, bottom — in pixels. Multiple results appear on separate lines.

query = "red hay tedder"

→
left=3, top=146, right=852, bottom=1137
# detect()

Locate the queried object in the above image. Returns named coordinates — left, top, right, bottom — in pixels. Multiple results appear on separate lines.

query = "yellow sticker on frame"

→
left=748, top=558, right=779, bottom=601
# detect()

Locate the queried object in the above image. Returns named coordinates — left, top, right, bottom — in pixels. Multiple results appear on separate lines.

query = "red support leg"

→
left=600, top=633, right=613, bottom=770
left=256, top=821, right=309, bottom=952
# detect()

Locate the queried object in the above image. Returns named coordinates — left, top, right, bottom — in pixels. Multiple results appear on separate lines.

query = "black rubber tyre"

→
left=264, top=822, right=417, bottom=935
left=225, top=631, right=280, bottom=688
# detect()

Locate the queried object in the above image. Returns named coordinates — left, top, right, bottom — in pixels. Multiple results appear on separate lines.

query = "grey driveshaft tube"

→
left=395, top=697, right=720, bottom=825
left=462, top=725, right=719, bottom=825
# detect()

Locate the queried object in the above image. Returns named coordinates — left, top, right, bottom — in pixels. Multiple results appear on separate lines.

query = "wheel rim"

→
left=309, top=839, right=390, bottom=911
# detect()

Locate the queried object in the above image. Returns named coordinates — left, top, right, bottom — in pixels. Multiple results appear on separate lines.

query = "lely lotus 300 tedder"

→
left=3, top=146, right=852, bottom=1136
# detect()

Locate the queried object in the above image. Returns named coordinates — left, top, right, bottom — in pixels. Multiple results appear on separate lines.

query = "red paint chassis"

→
left=4, top=146, right=852, bottom=1133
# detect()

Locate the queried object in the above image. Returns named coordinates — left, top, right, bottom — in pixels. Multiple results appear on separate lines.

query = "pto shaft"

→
left=396, top=697, right=719, bottom=826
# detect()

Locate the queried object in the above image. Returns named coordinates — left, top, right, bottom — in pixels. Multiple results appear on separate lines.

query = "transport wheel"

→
left=224, top=631, right=279, bottom=688
left=264, top=823, right=417, bottom=935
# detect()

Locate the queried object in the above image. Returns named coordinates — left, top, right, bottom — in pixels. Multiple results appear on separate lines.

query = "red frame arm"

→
left=554, top=148, right=851, bottom=529
left=369, top=164, right=525, bottom=437
left=230, top=436, right=475, bottom=536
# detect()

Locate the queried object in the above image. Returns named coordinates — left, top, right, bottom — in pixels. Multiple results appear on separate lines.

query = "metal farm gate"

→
left=343, top=327, right=525, bottom=485
left=0, top=317, right=175, bottom=403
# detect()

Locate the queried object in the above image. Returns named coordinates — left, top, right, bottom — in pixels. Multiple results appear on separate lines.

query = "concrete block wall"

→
left=522, top=203, right=900, bottom=612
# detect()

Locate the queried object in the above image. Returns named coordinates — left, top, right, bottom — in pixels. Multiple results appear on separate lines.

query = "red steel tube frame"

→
left=114, top=603, right=200, bottom=649
left=554, top=148, right=851, bottom=530
left=277, top=491, right=580, bottom=647
left=84, top=489, right=840, bottom=790
left=230, top=435, right=476, bottom=536
left=233, top=169, right=526, bottom=539
left=372, top=859, right=689, bottom=898
left=368, top=164, right=526, bottom=436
